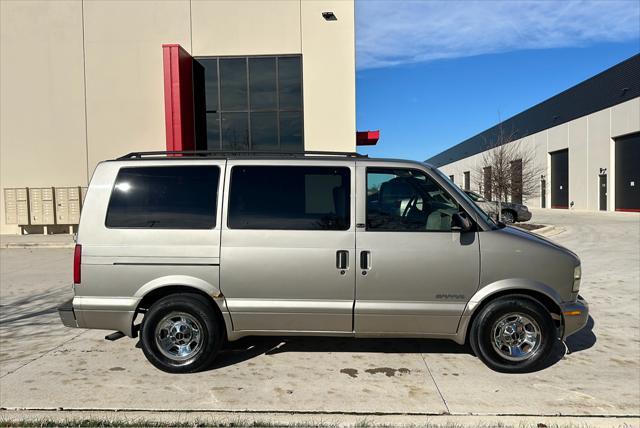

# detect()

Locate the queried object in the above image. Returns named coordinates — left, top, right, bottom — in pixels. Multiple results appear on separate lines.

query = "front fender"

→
left=464, top=278, right=563, bottom=316
left=453, top=278, right=563, bottom=345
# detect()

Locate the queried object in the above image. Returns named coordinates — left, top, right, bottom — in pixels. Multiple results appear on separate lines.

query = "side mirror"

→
left=452, top=212, right=473, bottom=232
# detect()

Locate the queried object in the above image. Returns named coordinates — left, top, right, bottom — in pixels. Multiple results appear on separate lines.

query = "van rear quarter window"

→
left=228, top=166, right=350, bottom=230
left=105, top=166, right=219, bottom=229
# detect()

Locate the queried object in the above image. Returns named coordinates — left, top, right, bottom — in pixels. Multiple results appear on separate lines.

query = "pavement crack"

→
left=0, top=329, right=88, bottom=379
left=421, top=353, right=450, bottom=414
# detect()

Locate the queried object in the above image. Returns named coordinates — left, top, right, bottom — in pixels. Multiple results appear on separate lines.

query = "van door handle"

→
left=360, top=251, right=371, bottom=270
left=336, top=250, right=349, bottom=270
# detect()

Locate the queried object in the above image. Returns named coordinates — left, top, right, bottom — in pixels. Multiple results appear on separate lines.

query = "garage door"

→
left=615, top=133, right=640, bottom=212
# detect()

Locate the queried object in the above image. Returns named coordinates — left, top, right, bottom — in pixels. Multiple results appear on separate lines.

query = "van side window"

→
left=105, top=166, right=219, bottom=229
left=228, top=166, right=350, bottom=230
left=367, top=168, right=458, bottom=232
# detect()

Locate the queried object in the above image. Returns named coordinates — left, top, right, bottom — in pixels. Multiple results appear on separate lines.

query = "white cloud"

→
left=356, top=0, right=640, bottom=69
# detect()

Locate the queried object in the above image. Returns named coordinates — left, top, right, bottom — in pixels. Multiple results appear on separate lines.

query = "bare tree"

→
left=473, top=126, right=544, bottom=220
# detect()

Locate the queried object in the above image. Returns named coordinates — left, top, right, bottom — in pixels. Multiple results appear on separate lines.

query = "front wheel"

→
left=469, top=296, right=556, bottom=373
left=140, top=293, right=222, bottom=373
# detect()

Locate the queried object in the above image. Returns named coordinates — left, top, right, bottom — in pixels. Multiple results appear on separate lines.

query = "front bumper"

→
left=561, top=295, right=589, bottom=339
left=58, top=298, right=79, bottom=328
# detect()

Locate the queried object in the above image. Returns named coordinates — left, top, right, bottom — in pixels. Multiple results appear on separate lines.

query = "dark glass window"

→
left=229, top=166, right=350, bottom=230
left=367, top=168, right=459, bottom=232
left=106, top=166, right=219, bottom=229
left=220, top=58, right=248, bottom=111
left=200, top=58, right=219, bottom=112
left=279, top=111, right=303, bottom=151
left=249, top=58, right=277, bottom=110
left=194, top=55, right=303, bottom=152
left=222, top=112, right=249, bottom=150
left=206, top=113, right=221, bottom=149
left=250, top=112, right=278, bottom=151
left=278, top=57, right=302, bottom=110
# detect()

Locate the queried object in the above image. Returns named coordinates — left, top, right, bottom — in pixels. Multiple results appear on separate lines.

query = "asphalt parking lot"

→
left=1, top=209, right=639, bottom=423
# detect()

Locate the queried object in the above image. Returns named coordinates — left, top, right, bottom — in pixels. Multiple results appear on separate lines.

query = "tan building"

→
left=428, top=55, right=640, bottom=214
left=1, top=0, right=369, bottom=235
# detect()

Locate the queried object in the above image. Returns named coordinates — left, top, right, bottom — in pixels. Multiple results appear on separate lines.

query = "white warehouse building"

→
left=427, top=54, right=640, bottom=213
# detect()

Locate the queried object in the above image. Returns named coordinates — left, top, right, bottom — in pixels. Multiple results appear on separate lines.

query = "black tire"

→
left=140, top=293, right=222, bottom=373
left=469, top=296, right=556, bottom=373
left=501, top=210, right=516, bottom=223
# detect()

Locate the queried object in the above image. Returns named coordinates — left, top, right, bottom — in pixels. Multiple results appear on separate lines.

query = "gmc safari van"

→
left=58, top=151, right=588, bottom=373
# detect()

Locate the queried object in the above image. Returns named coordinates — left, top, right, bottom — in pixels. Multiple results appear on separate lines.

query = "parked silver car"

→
left=58, top=151, right=587, bottom=374
left=464, top=190, right=532, bottom=223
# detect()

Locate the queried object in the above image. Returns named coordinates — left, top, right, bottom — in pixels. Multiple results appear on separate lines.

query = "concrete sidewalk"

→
left=0, top=233, right=75, bottom=249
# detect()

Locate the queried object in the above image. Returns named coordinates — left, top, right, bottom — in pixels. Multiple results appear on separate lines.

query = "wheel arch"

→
left=133, top=276, right=229, bottom=338
left=456, top=279, right=564, bottom=344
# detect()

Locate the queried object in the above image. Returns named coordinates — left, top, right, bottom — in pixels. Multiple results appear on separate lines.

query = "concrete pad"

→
left=429, top=210, right=640, bottom=416
left=0, top=332, right=446, bottom=413
left=1, top=210, right=639, bottom=417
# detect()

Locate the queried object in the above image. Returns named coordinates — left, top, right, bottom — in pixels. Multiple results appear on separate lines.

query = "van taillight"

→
left=73, top=244, right=82, bottom=284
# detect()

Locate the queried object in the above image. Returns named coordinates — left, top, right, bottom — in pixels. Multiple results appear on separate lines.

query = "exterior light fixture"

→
left=599, top=168, right=607, bottom=175
left=322, top=11, right=337, bottom=21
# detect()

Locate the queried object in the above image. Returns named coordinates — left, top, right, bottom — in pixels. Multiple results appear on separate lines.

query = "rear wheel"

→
left=470, top=296, right=556, bottom=373
left=140, top=293, right=221, bottom=373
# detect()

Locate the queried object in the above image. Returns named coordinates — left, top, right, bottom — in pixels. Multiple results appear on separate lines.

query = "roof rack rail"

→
left=116, top=150, right=368, bottom=160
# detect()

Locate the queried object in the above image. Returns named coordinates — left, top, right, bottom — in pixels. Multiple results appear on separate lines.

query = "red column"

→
left=162, top=44, right=195, bottom=151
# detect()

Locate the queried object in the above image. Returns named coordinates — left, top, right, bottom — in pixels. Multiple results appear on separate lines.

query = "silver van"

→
left=58, top=151, right=588, bottom=373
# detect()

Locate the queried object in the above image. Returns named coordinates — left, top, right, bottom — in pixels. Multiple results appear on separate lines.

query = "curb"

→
left=1, top=409, right=638, bottom=428
left=1, top=242, right=75, bottom=249
left=532, top=225, right=566, bottom=237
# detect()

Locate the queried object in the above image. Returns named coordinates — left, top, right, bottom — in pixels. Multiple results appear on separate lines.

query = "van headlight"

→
left=573, top=265, right=581, bottom=292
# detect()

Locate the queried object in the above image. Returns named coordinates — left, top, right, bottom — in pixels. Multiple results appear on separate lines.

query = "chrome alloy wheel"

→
left=154, top=312, right=204, bottom=362
left=491, top=313, right=541, bottom=361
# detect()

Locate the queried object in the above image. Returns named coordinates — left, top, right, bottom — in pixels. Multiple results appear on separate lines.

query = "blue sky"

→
left=354, top=0, right=640, bottom=161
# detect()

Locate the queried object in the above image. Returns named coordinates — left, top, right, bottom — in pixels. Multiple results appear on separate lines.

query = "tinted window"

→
left=221, top=112, right=249, bottom=150
left=193, top=55, right=303, bottom=152
left=249, top=58, right=277, bottom=110
left=219, top=58, right=247, bottom=110
left=367, top=168, right=458, bottom=232
left=206, top=113, right=221, bottom=149
left=279, top=112, right=303, bottom=151
left=250, top=112, right=278, bottom=151
left=106, top=166, right=219, bottom=229
left=278, top=57, right=302, bottom=109
left=229, top=166, right=350, bottom=230
left=200, top=58, right=219, bottom=112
